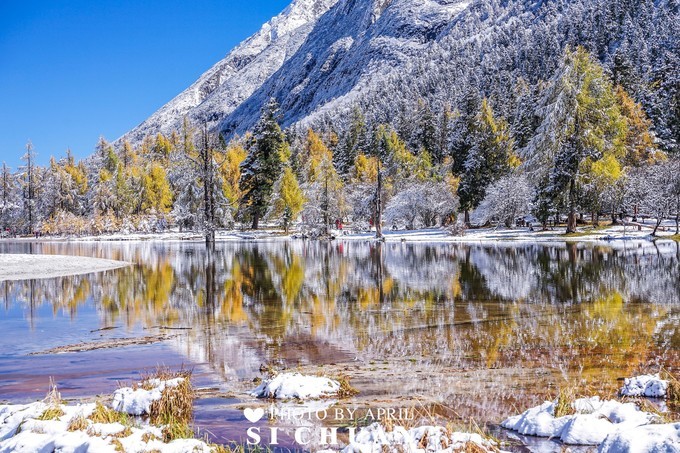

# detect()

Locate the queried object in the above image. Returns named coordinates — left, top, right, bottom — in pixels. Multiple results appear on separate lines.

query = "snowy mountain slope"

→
left=118, top=0, right=679, bottom=152
left=219, top=0, right=473, bottom=136
left=117, top=0, right=338, bottom=145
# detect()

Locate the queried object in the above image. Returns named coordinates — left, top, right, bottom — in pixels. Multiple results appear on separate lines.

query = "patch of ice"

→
left=621, top=374, right=668, bottom=398
left=250, top=373, right=340, bottom=399
left=501, top=397, right=656, bottom=446
left=111, top=378, right=184, bottom=416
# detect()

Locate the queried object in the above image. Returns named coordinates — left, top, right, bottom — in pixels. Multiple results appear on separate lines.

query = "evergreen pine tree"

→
left=239, top=98, right=285, bottom=229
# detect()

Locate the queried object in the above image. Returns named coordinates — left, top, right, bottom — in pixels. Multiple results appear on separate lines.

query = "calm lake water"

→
left=1, top=239, right=679, bottom=450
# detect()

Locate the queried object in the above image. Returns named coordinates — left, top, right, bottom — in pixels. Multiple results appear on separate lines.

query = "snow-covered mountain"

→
left=118, top=0, right=679, bottom=151
left=119, top=0, right=339, bottom=145
left=117, top=0, right=474, bottom=144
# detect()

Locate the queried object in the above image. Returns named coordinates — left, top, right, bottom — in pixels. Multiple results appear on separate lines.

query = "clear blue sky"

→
left=0, top=0, right=291, bottom=169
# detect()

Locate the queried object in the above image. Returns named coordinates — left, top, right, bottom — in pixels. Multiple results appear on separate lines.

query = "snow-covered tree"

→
left=458, top=98, right=516, bottom=223
left=472, top=174, right=532, bottom=228
left=628, top=159, right=680, bottom=235
left=526, top=47, right=627, bottom=233
left=385, top=181, right=458, bottom=229
left=239, top=99, right=285, bottom=229
left=0, top=163, right=19, bottom=233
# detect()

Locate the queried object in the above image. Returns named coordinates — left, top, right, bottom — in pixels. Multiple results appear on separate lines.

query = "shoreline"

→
left=3, top=224, right=679, bottom=246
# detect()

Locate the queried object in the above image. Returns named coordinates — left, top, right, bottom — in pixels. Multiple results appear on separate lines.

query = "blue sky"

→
left=0, top=0, right=291, bottom=168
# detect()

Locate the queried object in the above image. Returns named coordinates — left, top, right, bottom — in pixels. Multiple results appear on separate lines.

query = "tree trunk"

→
left=375, top=165, right=383, bottom=239
left=464, top=210, right=470, bottom=226
left=652, top=217, right=662, bottom=236
left=566, top=179, right=577, bottom=233
left=592, top=212, right=599, bottom=227
left=251, top=213, right=259, bottom=230
left=633, top=204, right=638, bottom=222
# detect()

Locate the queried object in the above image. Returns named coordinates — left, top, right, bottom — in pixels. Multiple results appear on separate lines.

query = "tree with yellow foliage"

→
left=269, top=166, right=305, bottom=233
left=141, top=164, right=172, bottom=214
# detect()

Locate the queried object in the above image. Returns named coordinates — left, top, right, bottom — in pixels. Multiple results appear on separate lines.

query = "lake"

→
left=1, top=239, right=679, bottom=450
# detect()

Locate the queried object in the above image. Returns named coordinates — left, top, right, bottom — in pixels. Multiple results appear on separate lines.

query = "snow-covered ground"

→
left=0, top=379, right=214, bottom=453
left=502, top=396, right=680, bottom=450
left=621, top=374, right=668, bottom=398
left=0, top=254, right=130, bottom=281
left=14, top=221, right=679, bottom=245
left=112, top=378, right=186, bottom=416
left=250, top=373, right=341, bottom=399
left=336, top=422, right=503, bottom=453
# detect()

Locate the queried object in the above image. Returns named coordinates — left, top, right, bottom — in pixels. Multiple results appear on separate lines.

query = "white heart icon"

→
left=244, top=407, right=265, bottom=423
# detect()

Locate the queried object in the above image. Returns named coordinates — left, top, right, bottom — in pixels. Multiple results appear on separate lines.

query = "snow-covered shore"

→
left=0, top=254, right=130, bottom=281
left=7, top=222, right=679, bottom=245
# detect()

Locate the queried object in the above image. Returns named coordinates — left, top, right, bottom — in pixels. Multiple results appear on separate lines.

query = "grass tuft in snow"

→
left=161, top=419, right=194, bottom=442
left=141, top=431, right=160, bottom=443
left=110, top=438, right=125, bottom=452
left=67, top=415, right=89, bottom=431
left=146, top=368, right=194, bottom=429
left=37, top=406, right=65, bottom=421
left=554, top=386, right=578, bottom=418
left=663, top=372, right=680, bottom=404
left=38, top=378, right=64, bottom=420
left=88, top=401, right=130, bottom=425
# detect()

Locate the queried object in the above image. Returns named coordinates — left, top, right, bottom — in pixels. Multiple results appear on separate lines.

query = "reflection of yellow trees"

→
left=2, top=241, right=678, bottom=386
left=219, top=259, right=248, bottom=323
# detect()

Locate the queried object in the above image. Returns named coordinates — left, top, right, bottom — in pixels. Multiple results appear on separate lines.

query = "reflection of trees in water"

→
left=1, top=241, right=679, bottom=380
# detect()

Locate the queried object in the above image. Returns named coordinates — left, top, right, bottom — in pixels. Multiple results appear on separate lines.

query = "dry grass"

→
left=662, top=371, right=680, bottom=404
left=141, top=432, right=160, bottom=443
left=38, top=378, right=65, bottom=420
left=138, top=368, right=195, bottom=442
left=554, top=386, right=578, bottom=418
left=146, top=369, right=194, bottom=424
left=460, top=441, right=494, bottom=453
left=110, top=438, right=125, bottom=452
left=88, top=402, right=129, bottom=425
left=67, top=415, right=89, bottom=431
left=161, top=420, right=194, bottom=443
left=336, top=375, right=359, bottom=398
left=37, top=406, right=65, bottom=421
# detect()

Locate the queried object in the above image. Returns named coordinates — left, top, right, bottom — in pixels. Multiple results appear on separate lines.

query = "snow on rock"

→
left=250, top=372, right=340, bottom=399
left=502, top=397, right=657, bottom=446
left=340, top=422, right=502, bottom=452
left=112, top=377, right=185, bottom=416
left=620, top=374, right=668, bottom=398
left=0, top=254, right=130, bottom=282
left=598, top=423, right=680, bottom=452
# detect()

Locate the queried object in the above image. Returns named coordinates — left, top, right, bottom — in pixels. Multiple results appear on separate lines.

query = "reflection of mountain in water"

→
left=1, top=241, right=679, bottom=387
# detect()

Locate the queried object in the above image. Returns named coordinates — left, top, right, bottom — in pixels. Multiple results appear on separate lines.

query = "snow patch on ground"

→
left=112, top=378, right=185, bottom=416
left=339, top=422, right=503, bottom=452
left=250, top=373, right=340, bottom=399
left=0, top=379, right=213, bottom=453
left=621, top=374, right=668, bottom=398
left=0, top=254, right=130, bottom=281
left=599, top=422, right=680, bottom=452
left=502, top=397, right=659, bottom=446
